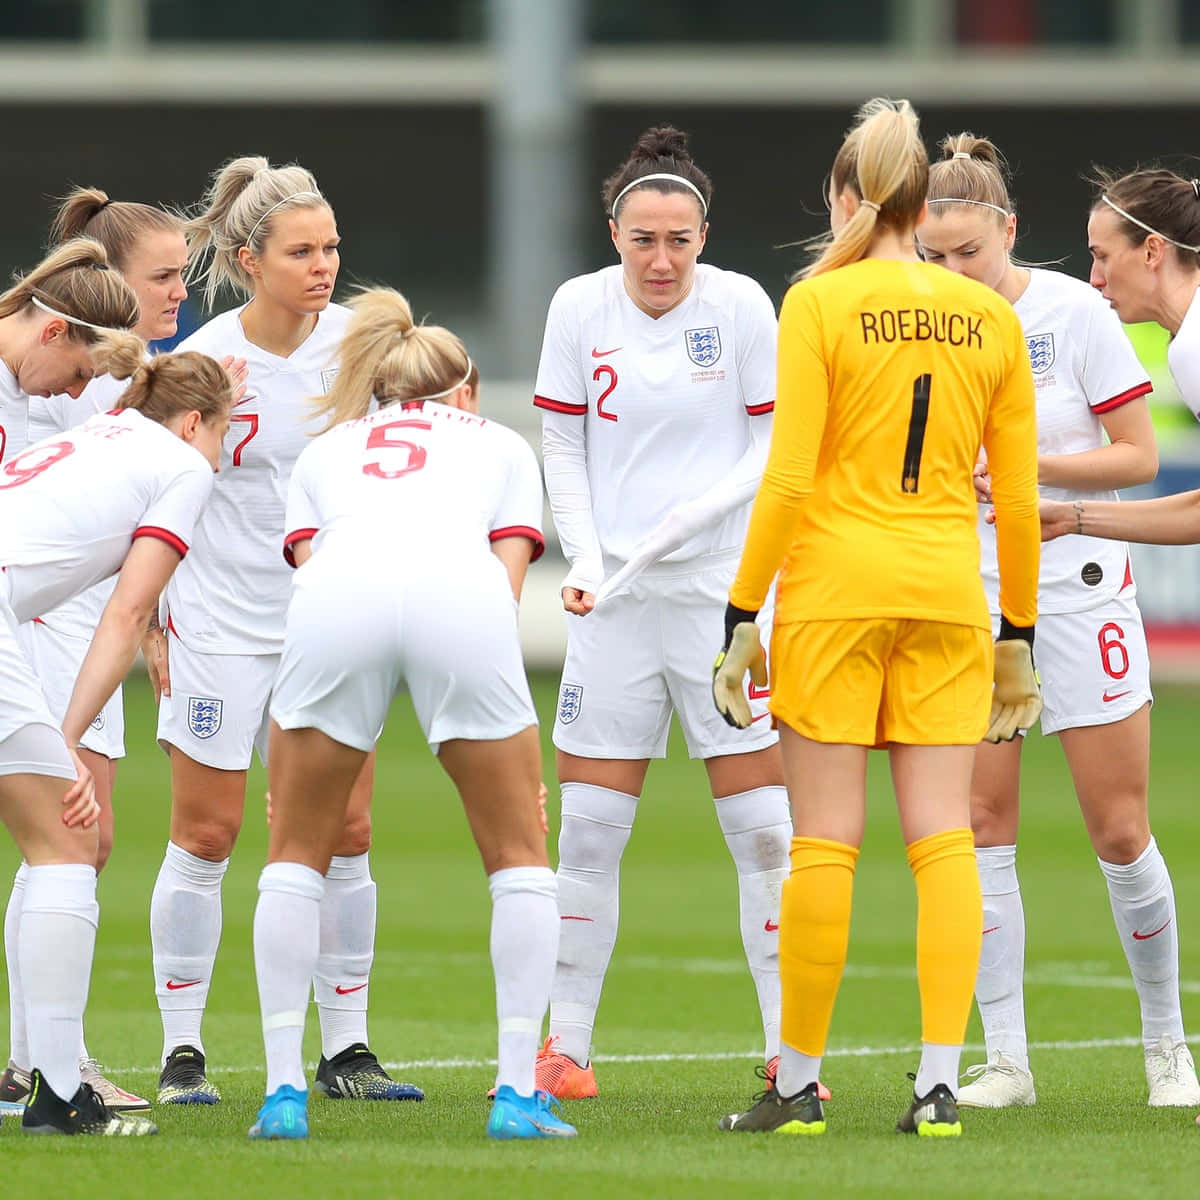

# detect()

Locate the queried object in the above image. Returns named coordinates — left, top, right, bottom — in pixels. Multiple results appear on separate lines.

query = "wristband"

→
left=723, top=602, right=759, bottom=648
left=997, top=616, right=1035, bottom=647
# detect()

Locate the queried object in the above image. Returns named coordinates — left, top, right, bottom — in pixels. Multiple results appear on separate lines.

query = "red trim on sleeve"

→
left=745, top=401, right=775, bottom=416
left=1120, top=555, right=1134, bottom=592
left=534, top=394, right=588, bottom=416
left=490, top=525, right=546, bottom=562
left=283, top=528, right=318, bottom=568
left=1091, top=380, right=1152, bottom=414
left=166, top=614, right=180, bottom=638
left=132, top=526, right=188, bottom=557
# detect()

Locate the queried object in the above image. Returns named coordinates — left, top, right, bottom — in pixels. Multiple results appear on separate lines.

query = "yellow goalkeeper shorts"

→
left=768, top=617, right=993, bottom=747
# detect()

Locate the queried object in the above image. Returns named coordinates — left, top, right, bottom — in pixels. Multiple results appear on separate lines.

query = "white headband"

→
left=611, top=173, right=708, bottom=219
left=388, top=357, right=475, bottom=408
left=1101, top=194, right=1200, bottom=254
left=244, top=190, right=324, bottom=248
left=31, top=295, right=112, bottom=333
left=927, top=197, right=1011, bottom=217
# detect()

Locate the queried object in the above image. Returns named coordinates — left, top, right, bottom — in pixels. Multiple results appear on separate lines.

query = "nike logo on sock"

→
left=561, top=915, right=594, bottom=922
left=334, top=984, right=367, bottom=995
left=764, top=919, right=779, bottom=932
left=165, top=978, right=203, bottom=990
left=982, top=926, right=1001, bottom=935
left=1132, top=919, right=1171, bottom=940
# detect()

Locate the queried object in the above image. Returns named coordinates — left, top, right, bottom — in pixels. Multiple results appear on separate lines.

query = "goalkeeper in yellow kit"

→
left=713, top=98, right=1042, bottom=1138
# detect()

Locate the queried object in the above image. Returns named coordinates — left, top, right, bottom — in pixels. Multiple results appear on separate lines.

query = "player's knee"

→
left=557, top=809, right=632, bottom=874
left=175, top=820, right=240, bottom=862
left=335, top=811, right=372, bottom=857
left=1093, top=821, right=1150, bottom=866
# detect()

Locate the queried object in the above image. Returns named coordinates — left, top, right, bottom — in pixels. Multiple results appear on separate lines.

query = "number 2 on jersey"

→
left=593, top=365, right=618, bottom=422
left=363, top=417, right=431, bottom=480
left=901, top=373, right=931, bottom=494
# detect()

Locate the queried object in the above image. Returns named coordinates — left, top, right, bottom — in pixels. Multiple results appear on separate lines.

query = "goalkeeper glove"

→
left=712, top=603, right=767, bottom=729
left=985, top=617, right=1042, bottom=743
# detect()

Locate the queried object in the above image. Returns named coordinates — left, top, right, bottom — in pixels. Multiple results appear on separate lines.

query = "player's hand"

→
left=142, top=625, right=171, bottom=702
left=973, top=450, right=992, bottom=504
left=536, top=782, right=549, bottom=835
left=1037, top=499, right=1077, bottom=542
left=61, top=748, right=99, bottom=829
left=219, top=355, right=251, bottom=407
left=562, top=587, right=596, bottom=616
left=985, top=622, right=1042, bottom=742
left=712, top=605, right=767, bottom=729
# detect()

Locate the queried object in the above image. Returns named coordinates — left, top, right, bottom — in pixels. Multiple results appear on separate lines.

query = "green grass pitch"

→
left=3, top=674, right=1200, bottom=1196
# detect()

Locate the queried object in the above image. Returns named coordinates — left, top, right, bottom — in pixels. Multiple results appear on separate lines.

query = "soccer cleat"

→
left=532, top=1036, right=597, bottom=1100
left=313, top=1043, right=424, bottom=1101
left=896, top=1081, right=963, bottom=1137
left=79, top=1057, right=152, bottom=1112
left=487, top=1085, right=578, bottom=1140
left=719, top=1081, right=826, bottom=1134
left=1145, top=1035, right=1200, bottom=1107
left=0, top=1061, right=30, bottom=1114
left=157, top=1044, right=221, bottom=1104
left=248, top=1084, right=308, bottom=1140
left=21, top=1070, right=157, bottom=1136
left=763, top=1056, right=832, bottom=1103
left=956, top=1052, right=1036, bottom=1108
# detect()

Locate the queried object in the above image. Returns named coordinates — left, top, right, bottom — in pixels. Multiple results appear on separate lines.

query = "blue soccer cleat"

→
left=487, top=1086, right=578, bottom=1140
left=248, top=1084, right=309, bottom=1140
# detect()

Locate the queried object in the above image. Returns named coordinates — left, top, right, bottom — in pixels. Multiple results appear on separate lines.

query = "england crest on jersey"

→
left=188, top=696, right=223, bottom=739
left=685, top=326, right=722, bottom=367
left=320, top=367, right=340, bottom=393
left=558, top=684, right=583, bottom=725
left=1026, top=332, right=1055, bottom=375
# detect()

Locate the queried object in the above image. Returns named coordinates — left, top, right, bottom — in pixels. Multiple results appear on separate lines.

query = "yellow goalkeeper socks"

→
left=779, top=836, right=860, bottom=1058
left=907, top=827, right=982, bottom=1046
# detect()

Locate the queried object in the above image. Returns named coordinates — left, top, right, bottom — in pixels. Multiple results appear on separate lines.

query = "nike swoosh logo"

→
left=590, top=346, right=621, bottom=358
left=982, top=925, right=1001, bottom=935
left=165, top=978, right=203, bottom=990
left=764, top=919, right=779, bottom=932
left=1132, top=919, right=1171, bottom=941
left=335, top=983, right=367, bottom=995
left=1102, top=689, right=1132, bottom=703
left=561, top=915, right=594, bottom=922
left=233, top=394, right=257, bottom=408
left=750, top=712, right=770, bottom=723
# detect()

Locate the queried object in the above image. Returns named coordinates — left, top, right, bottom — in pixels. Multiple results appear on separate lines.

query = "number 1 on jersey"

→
left=902, top=373, right=931, bottom=494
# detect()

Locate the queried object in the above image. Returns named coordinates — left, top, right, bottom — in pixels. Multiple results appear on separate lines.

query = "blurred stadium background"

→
left=3, top=0, right=1200, bottom=666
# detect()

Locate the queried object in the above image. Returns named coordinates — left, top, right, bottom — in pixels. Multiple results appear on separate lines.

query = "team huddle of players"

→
left=1, top=96, right=1199, bottom=1142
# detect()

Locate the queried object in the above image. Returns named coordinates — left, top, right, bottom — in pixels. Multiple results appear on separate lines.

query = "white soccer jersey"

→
left=534, top=263, right=776, bottom=564
left=26, top=373, right=129, bottom=638
left=165, top=303, right=351, bottom=654
left=1167, top=286, right=1200, bottom=418
left=0, top=408, right=213, bottom=622
left=979, top=268, right=1151, bottom=614
left=0, top=360, right=28, bottom=465
left=284, top=401, right=544, bottom=570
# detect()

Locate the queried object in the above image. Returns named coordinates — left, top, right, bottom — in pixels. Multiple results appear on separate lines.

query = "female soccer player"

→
left=714, top=98, right=1042, bottom=1137
left=533, top=125, right=794, bottom=1101
left=917, top=139, right=1198, bottom=1111
left=146, top=157, right=416, bottom=1105
left=1, top=188, right=191, bottom=1118
left=249, top=288, right=572, bottom=1142
left=0, top=343, right=232, bottom=1136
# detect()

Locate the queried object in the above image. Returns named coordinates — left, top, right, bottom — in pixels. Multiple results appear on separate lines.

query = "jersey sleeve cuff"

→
left=745, top=401, right=775, bottom=416
left=490, top=525, right=546, bottom=562
left=132, top=526, right=188, bottom=558
left=534, top=394, right=588, bottom=416
left=283, top=527, right=318, bottom=567
left=1090, top=379, right=1152, bottom=414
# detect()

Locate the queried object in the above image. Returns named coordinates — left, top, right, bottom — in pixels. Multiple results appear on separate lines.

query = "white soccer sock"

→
left=254, top=862, right=324, bottom=1094
left=777, top=1043, right=822, bottom=1098
left=549, top=783, right=637, bottom=1067
left=150, top=840, right=228, bottom=1064
left=5, top=862, right=29, bottom=1069
left=490, top=866, right=559, bottom=1096
left=1099, top=836, right=1185, bottom=1049
left=915, top=1042, right=962, bottom=1099
left=974, top=844, right=1029, bottom=1070
left=314, top=853, right=375, bottom=1059
left=20, top=864, right=98, bottom=1102
left=714, top=786, right=790, bottom=1061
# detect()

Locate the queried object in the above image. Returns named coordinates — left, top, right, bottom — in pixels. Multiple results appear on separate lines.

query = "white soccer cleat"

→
left=1145, top=1036, right=1200, bottom=1107
left=956, top=1052, right=1036, bottom=1108
left=79, top=1058, right=152, bottom=1112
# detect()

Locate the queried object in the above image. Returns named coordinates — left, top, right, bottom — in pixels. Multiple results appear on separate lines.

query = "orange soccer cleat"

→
left=764, top=1055, right=832, bottom=1103
left=534, top=1037, right=598, bottom=1100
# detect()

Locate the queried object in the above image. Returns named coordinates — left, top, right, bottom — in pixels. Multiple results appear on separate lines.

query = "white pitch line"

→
left=107, top=1033, right=1162, bottom=1077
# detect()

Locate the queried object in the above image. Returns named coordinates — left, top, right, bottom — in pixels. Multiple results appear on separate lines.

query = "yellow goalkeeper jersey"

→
left=730, top=257, right=1039, bottom=629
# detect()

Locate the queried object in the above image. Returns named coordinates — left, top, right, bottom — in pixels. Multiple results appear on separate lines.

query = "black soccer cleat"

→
left=21, top=1069, right=157, bottom=1136
left=896, top=1081, right=963, bottom=1137
left=718, top=1080, right=826, bottom=1134
left=313, top=1043, right=424, bottom=1101
left=157, top=1044, right=221, bottom=1105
